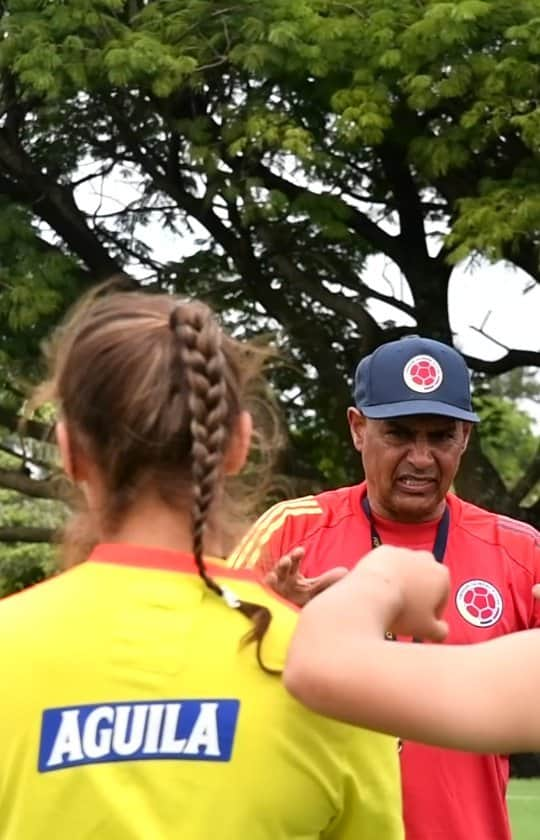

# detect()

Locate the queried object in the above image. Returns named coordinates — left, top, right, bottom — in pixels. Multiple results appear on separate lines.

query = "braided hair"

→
left=170, top=304, right=278, bottom=675
left=36, top=286, right=279, bottom=674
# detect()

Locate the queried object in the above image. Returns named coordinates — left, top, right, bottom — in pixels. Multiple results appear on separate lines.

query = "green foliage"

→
left=490, top=368, right=540, bottom=402
left=449, top=175, right=540, bottom=262
left=475, top=395, right=538, bottom=491
left=0, top=542, right=58, bottom=598
left=473, top=369, right=540, bottom=504
left=0, top=0, right=537, bottom=545
left=0, top=200, right=86, bottom=392
left=0, top=451, right=63, bottom=597
left=0, top=0, right=536, bottom=288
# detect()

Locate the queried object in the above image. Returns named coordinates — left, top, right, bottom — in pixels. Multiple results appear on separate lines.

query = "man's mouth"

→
left=396, top=476, right=437, bottom=491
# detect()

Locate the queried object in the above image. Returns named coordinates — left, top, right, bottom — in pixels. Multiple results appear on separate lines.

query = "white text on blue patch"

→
left=38, top=699, right=240, bottom=772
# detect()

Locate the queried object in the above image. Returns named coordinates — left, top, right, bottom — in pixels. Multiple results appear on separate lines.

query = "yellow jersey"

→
left=0, top=543, right=403, bottom=839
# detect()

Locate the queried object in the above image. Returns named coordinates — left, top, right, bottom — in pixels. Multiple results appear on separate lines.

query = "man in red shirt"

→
left=229, top=335, right=540, bottom=840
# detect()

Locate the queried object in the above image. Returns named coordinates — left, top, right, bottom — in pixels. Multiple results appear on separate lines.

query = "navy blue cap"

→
left=353, top=336, right=479, bottom=422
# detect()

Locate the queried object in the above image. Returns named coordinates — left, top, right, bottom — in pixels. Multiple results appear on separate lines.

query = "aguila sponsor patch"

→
left=38, top=699, right=240, bottom=772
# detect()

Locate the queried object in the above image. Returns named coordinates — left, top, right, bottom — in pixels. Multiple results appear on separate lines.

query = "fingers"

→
left=263, top=548, right=346, bottom=607
left=264, top=547, right=310, bottom=606
left=275, top=547, right=304, bottom=584
left=533, top=584, right=540, bottom=601
left=308, top=567, right=349, bottom=597
left=266, top=544, right=453, bottom=634
left=422, top=619, right=449, bottom=644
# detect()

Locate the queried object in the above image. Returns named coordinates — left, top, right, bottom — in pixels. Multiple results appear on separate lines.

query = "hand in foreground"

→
left=345, top=545, right=451, bottom=642
left=264, top=547, right=348, bottom=607
left=533, top=584, right=540, bottom=600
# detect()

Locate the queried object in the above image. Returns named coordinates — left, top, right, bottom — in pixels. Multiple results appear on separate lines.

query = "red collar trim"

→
left=89, top=543, right=258, bottom=583
left=89, top=543, right=300, bottom=612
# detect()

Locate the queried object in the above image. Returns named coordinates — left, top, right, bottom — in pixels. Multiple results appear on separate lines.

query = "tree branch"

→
left=526, top=496, right=540, bottom=525
left=0, top=469, right=58, bottom=499
left=250, top=162, right=405, bottom=263
left=378, top=140, right=428, bottom=258
left=108, top=107, right=243, bottom=260
left=0, top=442, right=53, bottom=472
left=0, top=406, right=53, bottom=442
left=89, top=203, right=180, bottom=221
left=363, top=286, right=416, bottom=319
left=454, top=426, right=512, bottom=510
left=0, top=131, right=125, bottom=280
left=71, top=159, right=117, bottom=188
left=510, top=443, right=540, bottom=506
left=257, top=228, right=383, bottom=338
left=464, top=350, right=540, bottom=374
left=0, top=526, right=55, bottom=543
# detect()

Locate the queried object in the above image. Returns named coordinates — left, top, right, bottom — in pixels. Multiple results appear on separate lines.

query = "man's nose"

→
left=407, top=440, right=435, bottom=469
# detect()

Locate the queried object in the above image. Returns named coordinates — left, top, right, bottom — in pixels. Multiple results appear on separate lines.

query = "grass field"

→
left=508, top=778, right=540, bottom=839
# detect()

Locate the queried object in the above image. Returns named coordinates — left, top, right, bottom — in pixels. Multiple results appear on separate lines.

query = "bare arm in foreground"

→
left=284, top=546, right=540, bottom=754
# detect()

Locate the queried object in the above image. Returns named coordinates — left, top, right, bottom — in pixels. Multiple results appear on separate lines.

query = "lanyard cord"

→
left=360, top=495, right=450, bottom=754
left=361, top=496, right=450, bottom=563
left=360, top=495, right=450, bottom=642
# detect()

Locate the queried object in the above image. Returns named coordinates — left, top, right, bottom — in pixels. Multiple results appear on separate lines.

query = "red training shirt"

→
left=228, top=482, right=540, bottom=840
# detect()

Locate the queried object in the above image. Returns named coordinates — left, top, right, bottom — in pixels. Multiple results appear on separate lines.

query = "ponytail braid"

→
left=170, top=305, right=279, bottom=675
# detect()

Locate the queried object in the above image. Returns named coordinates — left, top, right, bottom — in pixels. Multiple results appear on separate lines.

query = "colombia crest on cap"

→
left=403, top=355, right=443, bottom=394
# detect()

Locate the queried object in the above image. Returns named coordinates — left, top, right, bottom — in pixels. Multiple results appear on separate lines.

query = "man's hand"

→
left=265, top=547, right=348, bottom=607
left=533, top=584, right=540, bottom=600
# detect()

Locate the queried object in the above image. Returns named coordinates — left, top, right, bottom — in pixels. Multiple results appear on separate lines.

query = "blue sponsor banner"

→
left=38, top=699, right=240, bottom=772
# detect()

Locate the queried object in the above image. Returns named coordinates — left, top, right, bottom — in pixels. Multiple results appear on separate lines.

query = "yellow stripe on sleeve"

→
left=228, top=497, right=323, bottom=569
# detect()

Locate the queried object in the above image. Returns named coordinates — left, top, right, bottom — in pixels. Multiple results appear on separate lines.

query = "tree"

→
left=473, top=369, right=540, bottom=500
left=0, top=445, right=64, bottom=596
left=0, top=0, right=539, bottom=547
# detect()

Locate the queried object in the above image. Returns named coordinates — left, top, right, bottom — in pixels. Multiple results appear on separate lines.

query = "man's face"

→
left=347, top=410, right=472, bottom=523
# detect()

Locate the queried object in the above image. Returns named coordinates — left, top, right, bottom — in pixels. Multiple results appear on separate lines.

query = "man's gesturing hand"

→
left=264, top=547, right=348, bottom=607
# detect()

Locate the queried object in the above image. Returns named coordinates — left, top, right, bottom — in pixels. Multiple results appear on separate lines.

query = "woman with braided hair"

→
left=0, top=288, right=403, bottom=839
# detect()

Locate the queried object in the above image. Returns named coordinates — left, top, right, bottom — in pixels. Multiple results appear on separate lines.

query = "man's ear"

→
left=56, top=420, right=88, bottom=483
left=223, top=411, right=253, bottom=476
left=347, top=407, right=367, bottom=453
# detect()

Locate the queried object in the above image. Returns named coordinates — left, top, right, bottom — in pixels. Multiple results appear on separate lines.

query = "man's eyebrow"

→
left=384, top=420, right=410, bottom=430
left=384, top=419, right=458, bottom=432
